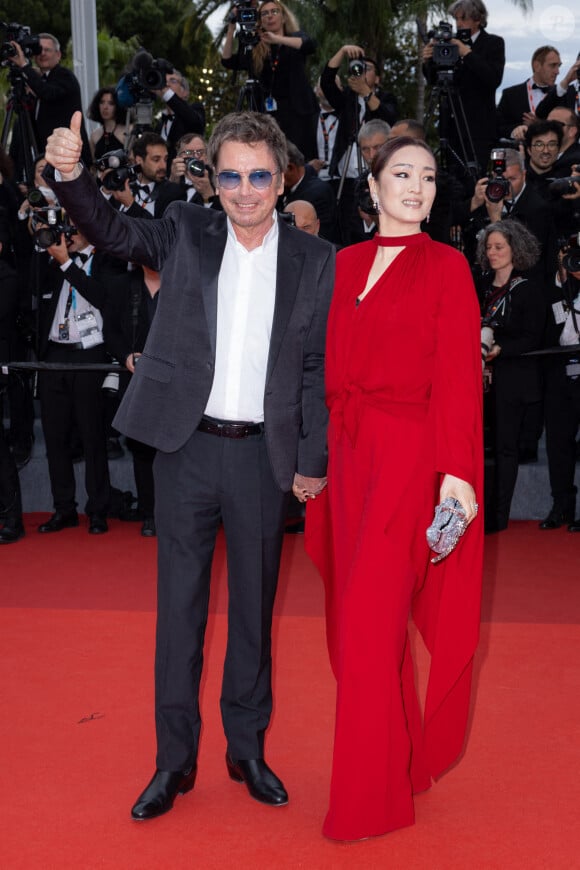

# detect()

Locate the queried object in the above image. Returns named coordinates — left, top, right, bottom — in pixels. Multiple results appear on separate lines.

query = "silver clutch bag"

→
left=426, top=497, right=467, bottom=563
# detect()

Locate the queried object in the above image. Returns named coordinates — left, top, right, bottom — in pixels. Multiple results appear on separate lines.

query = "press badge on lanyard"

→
left=264, top=95, right=277, bottom=112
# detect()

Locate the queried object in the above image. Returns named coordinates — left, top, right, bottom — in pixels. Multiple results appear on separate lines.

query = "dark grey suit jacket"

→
left=46, top=168, right=335, bottom=492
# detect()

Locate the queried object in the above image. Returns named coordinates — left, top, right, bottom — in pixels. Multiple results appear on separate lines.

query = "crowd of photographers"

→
left=1, top=0, right=580, bottom=543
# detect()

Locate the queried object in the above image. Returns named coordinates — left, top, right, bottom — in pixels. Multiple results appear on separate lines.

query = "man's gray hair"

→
left=207, top=112, right=288, bottom=173
left=503, top=148, right=524, bottom=171
left=358, top=119, right=391, bottom=144
left=448, top=0, right=488, bottom=28
left=39, top=33, right=60, bottom=52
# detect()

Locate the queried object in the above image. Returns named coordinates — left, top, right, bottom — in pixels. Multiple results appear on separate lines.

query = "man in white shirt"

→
left=44, top=110, right=334, bottom=821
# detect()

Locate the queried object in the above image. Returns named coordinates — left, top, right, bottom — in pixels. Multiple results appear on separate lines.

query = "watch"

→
left=363, top=92, right=373, bottom=104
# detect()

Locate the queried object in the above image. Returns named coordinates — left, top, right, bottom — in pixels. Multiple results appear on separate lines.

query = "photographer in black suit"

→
left=7, top=33, right=91, bottom=170
left=282, top=140, right=338, bottom=242
left=45, top=109, right=334, bottom=821
left=152, top=70, right=205, bottom=168
left=423, top=0, right=505, bottom=177
left=496, top=45, right=562, bottom=140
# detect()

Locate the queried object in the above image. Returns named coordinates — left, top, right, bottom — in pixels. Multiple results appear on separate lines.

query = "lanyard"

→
left=320, top=114, right=337, bottom=163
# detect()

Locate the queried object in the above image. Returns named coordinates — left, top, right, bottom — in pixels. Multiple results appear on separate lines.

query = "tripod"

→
left=1, top=66, right=39, bottom=185
left=424, top=68, right=480, bottom=182
left=233, top=39, right=264, bottom=112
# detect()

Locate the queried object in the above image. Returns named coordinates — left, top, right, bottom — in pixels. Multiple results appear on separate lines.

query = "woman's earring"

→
left=373, top=198, right=382, bottom=214
left=425, top=212, right=431, bottom=223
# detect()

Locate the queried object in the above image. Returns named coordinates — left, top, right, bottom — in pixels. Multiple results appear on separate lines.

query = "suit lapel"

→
left=200, top=219, right=227, bottom=356
left=267, top=221, right=304, bottom=381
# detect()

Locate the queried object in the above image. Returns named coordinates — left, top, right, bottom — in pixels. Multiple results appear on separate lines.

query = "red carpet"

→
left=1, top=518, right=579, bottom=868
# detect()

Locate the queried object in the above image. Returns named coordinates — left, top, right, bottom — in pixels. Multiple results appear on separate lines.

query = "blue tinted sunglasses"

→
left=216, top=169, right=280, bottom=190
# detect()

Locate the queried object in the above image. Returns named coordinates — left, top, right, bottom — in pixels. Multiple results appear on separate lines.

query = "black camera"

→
left=428, top=20, right=470, bottom=68
left=561, top=232, right=580, bottom=273
left=485, top=149, right=511, bottom=203
left=30, top=208, right=77, bottom=249
left=116, top=50, right=174, bottom=109
left=548, top=167, right=580, bottom=197
left=185, top=157, right=206, bottom=178
left=348, top=58, right=366, bottom=77
left=0, top=21, right=41, bottom=66
left=229, top=1, right=260, bottom=48
left=27, top=187, right=49, bottom=208
left=94, top=150, right=140, bottom=191
left=355, top=170, right=379, bottom=216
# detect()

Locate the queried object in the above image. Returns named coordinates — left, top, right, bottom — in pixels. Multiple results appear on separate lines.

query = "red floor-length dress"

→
left=306, top=232, right=484, bottom=840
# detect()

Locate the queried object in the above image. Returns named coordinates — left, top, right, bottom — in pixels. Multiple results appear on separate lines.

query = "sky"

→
left=208, top=1, right=580, bottom=96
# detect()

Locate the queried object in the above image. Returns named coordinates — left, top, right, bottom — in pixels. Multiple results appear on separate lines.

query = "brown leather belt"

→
left=197, top=416, right=263, bottom=439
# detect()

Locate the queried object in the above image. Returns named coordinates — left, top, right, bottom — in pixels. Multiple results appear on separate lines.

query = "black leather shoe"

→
left=38, top=511, right=79, bottom=533
left=131, top=767, right=197, bottom=820
left=141, top=517, right=156, bottom=537
left=88, top=515, right=108, bottom=534
left=0, top=519, right=25, bottom=544
left=568, top=519, right=580, bottom=532
left=539, top=506, right=575, bottom=530
left=226, top=754, right=288, bottom=806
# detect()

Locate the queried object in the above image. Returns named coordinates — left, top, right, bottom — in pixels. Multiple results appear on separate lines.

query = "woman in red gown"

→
left=306, top=137, right=483, bottom=840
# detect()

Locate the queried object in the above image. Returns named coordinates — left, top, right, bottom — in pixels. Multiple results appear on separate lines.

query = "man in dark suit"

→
left=282, top=140, right=338, bottom=242
left=45, top=110, right=334, bottom=820
left=131, top=132, right=185, bottom=217
left=535, top=55, right=580, bottom=121
left=34, top=226, right=125, bottom=534
left=496, top=45, right=562, bottom=139
left=7, top=32, right=92, bottom=170
left=423, top=0, right=505, bottom=177
left=153, top=70, right=205, bottom=168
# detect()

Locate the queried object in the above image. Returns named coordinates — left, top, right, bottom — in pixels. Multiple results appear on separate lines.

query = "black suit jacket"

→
left=155, top=95, right=205, bottom=164
left=47, top=169, right=335, bottom=492
left=424, top=29, right=505, bottom=171
left=535, top=83, right=580, bottom=119
left=496, top=81, right=533, bottom=138
left=18, top=64, right=92, bottom=166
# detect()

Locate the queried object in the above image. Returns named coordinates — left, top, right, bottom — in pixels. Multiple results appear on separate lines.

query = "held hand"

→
left=470, top=177, right=488, bottom=210
left=169, top=156, right=186, bottom=183
left=422, top=44, right=434, bottom=61
left=485, top=198, right=503, bottom=222
left=348, top=75, right=371, bottom=97
left=452, top=38, right=471, bottom=58
left=521, top=111, right=536, bottom=126
left=510, top=124, right=528, bottom=141
left=341, top=44, right=364, bottom=60
left=292, top=473, right=327, bottom=503
left=45, top=111, right=83, bottom=179
left=562, top=59, right=580, bottom=88
left=8, top=41, right=28, bottom=68
left=260, top=30, right=279, bottom=45
left=440, top=474, right=478, bottom=525
left=486, top=343, right=501, bottom=361
left=111, top=179, right=134, bottom=208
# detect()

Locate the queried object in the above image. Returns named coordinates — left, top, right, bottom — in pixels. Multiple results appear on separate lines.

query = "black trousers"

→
left=38, top=343, right=110, bottom=515
left=153, top=426, right=289, bottom=771
left=0, top=392, right=22, bottom=520
left=544, top=363, right=580, bottom=510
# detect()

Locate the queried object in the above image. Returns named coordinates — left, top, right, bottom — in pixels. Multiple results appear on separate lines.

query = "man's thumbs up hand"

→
left=45, top=110, right=84, bottom=179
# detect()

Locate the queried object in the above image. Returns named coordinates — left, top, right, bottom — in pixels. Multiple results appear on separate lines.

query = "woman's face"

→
left=485, top=231, right=513, bottom=272
left=370, top=144, right=436, bottom=230
left=99, top=93, right=116, bottom=121
left=260, top=3, right=284, bottom=33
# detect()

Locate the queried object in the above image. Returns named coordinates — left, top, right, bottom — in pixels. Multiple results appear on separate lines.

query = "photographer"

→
left=282, top=140, right=338, bottom=243
left=151, top=70, right=205, bottom=168
left=320, top=45, right=397, bottom=245
left=34, top=220, right=124, bottom=535
left=221, top=1, right=319, bottom=159
left=169, top=133, right=220, bottom=207
left=87, top=87, right=131, bottom=164
left=131, top=133, right=185, bottom=217
left=0, top=212, right=25, bottom=543
left=422, top=0, right=505, bottom=177
left=476, top=221, right=546, bottom=533
left=496, top=45, right=562, bottom=140
left=540, top=237, right=580, bottom=531
left=6, top=32, right=92, bottom=168
left=458, top=148, right=556, bottom=278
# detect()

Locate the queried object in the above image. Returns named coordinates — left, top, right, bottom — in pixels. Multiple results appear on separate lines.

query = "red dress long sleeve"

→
left=306, top=232, right=484, bottom=840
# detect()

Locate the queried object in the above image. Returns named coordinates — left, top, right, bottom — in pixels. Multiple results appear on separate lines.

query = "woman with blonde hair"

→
left=221, top=1, right=318, bottom=158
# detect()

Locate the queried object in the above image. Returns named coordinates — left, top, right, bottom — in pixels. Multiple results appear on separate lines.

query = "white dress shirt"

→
left=204, top=215, right=278, bottom=422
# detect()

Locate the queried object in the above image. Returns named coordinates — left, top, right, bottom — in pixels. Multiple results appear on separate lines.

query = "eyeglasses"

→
left=260, top=8, right=281, bottom=17
left=178, top=148, right=206, bottom=158
left=530, top=141, right=559, bottom=151
left=216, top=169, right=280, bottom=190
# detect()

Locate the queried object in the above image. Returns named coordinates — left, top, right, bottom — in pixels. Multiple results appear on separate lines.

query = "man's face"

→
left=503, top=163, right=525, bottom=198
left=67, top=229, right=89, bottom=254
left=284, top=203, right=319, bottom=235
left=452, top=12, right=479, bottom=34
left=166, top=73, right=188, bottom=100
left=215, top=140, right=284, bottom=239
left=362, top=62, right=379, bottom=89
left=360, top=133, right=388, bottom=167
left=37, top=38, right=61, bottom=72
left=532, top=51, right=561, bottom=86
left=527, top=134, right=560, bottom=173
left=137, top=145, right=168, bottom=182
